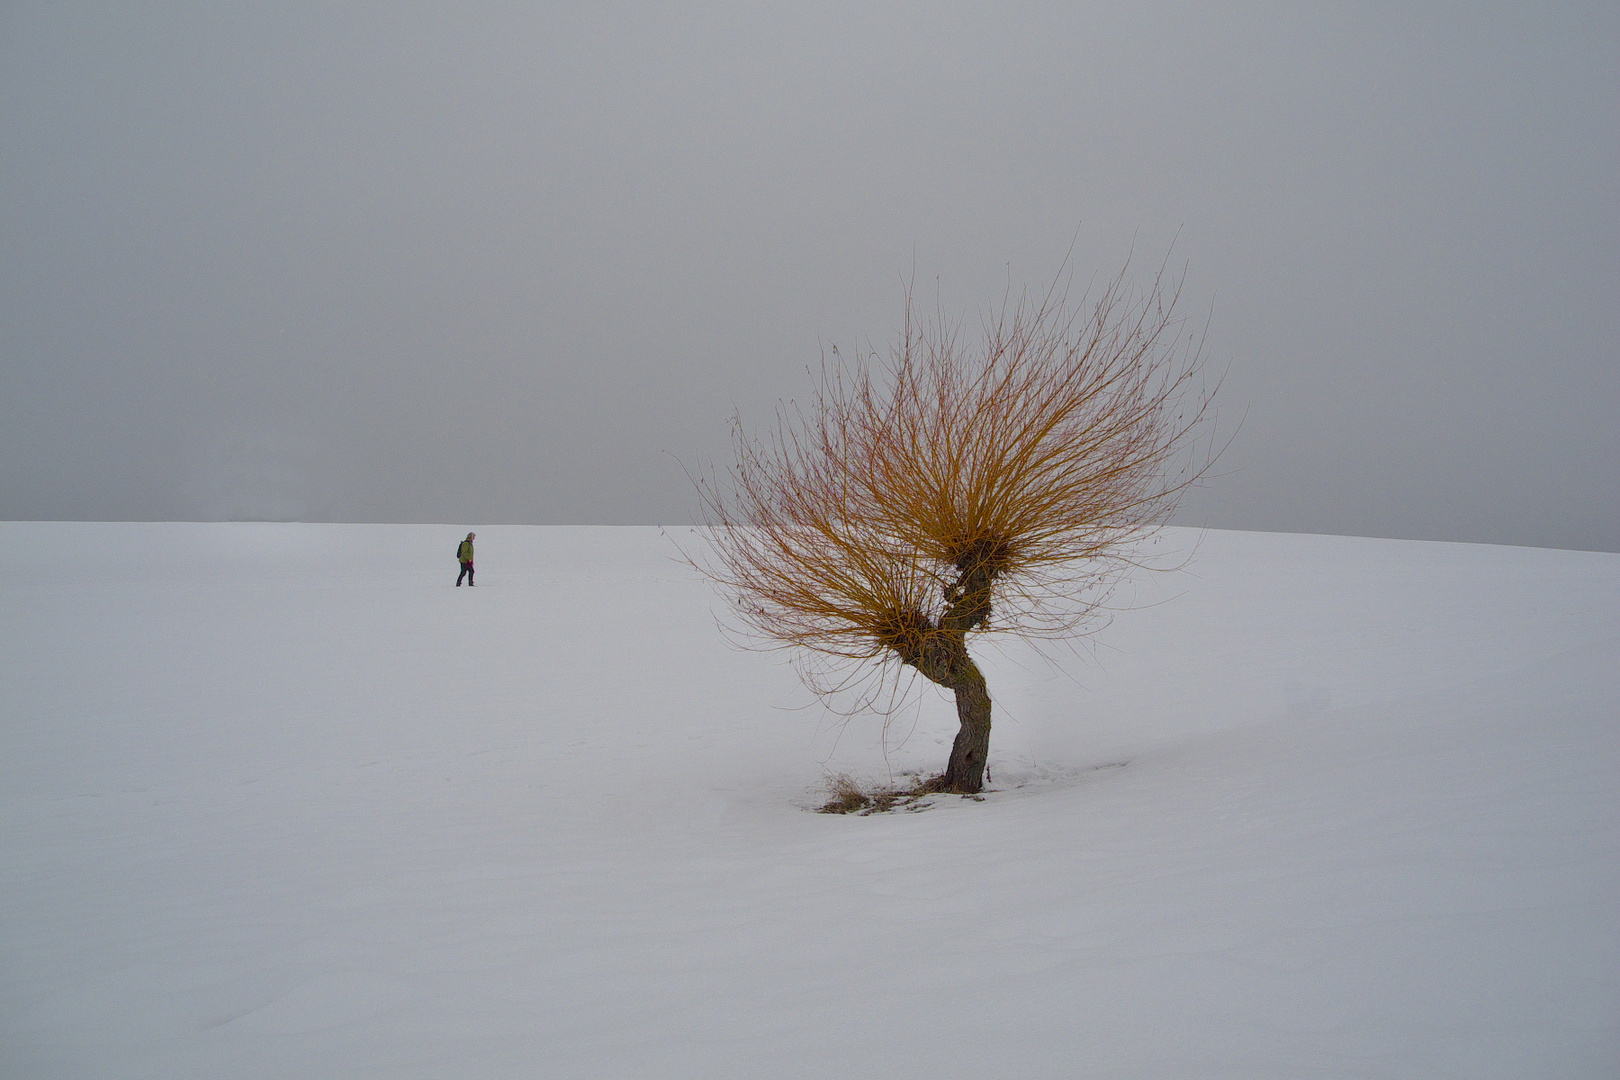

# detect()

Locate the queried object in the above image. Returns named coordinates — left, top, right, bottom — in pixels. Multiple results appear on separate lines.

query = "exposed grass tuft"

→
left=816, top=772, right=985, bottom=814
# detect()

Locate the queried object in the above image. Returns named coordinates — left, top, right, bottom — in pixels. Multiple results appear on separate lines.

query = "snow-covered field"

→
left=2, top=522, right=1616, bottom=1078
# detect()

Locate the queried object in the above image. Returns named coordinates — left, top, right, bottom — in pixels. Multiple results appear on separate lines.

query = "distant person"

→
left=456, top=532, right=475, bottom=586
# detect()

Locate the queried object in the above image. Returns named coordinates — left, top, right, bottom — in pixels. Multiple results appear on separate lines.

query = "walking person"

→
left=456, top=532, right=475, bottom=586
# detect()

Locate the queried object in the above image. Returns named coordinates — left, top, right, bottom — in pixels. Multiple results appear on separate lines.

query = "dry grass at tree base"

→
left=817, top=772, right=987, bottom=815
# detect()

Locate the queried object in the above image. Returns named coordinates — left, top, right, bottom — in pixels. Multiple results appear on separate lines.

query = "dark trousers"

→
left=457, top=561, right=474, bottom=586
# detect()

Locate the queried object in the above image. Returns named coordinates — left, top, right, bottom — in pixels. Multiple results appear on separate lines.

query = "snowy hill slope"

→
left=2, top=523, right=1616, bottom=1078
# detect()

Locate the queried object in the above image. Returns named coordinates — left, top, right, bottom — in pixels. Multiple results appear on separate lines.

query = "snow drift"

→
left=2, top=523, right=1615, bottom=1078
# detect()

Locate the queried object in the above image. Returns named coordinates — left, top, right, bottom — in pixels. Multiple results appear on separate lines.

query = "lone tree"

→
left=695, top=261, right=1216, bottom=794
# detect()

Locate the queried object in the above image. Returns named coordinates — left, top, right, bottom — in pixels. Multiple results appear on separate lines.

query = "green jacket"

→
left=457, top=539, right=474, bottom=563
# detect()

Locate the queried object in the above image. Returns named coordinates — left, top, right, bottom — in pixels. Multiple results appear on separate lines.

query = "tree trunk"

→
left=941, top=655, right=992, bottom=793
left=922, top=560, right=996, bottom=793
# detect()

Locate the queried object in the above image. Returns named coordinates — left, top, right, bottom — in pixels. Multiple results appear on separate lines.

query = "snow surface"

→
left=2, top=522, right=1616, bottom=1078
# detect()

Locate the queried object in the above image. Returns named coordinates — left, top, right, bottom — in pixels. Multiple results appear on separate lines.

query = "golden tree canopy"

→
left=696, top=261, right=1218, bottom=705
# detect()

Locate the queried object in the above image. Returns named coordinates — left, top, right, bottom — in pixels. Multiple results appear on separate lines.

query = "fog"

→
left=2, top=2, right=1614, bottom=550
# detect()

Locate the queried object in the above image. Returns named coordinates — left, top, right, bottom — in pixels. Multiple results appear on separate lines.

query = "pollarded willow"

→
left=694, top=258, right=1217, bottom=793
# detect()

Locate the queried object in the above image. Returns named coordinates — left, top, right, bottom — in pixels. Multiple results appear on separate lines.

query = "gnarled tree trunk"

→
left=942, top=657, right=992, bottom=792
left=904, top=559, right=997, bottom=793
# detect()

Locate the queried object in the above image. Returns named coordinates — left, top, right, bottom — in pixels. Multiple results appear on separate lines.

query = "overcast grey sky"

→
left=2, top=1, right=1615, bottom=550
